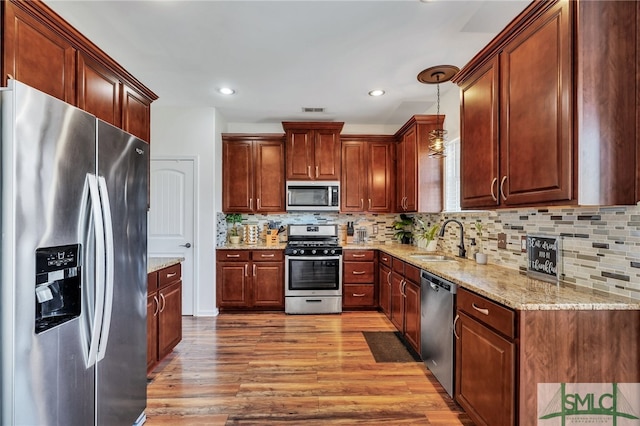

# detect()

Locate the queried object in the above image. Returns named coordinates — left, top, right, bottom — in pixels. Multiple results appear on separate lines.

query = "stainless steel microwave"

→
left=286, top=181, right=340, bottom=211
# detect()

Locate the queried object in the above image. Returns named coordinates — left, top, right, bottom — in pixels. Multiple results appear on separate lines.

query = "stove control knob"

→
left=323, top=249, right=329, bottom=255
left=330, top=249, right=336, bottom=255
left=311, top=249, right=317, bottom=255
left=291, top=249, right=298, bottom=255
left=299, top=249, right=305, bottom=255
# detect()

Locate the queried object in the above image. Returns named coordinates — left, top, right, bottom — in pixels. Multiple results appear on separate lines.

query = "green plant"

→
left=392, top=214, right=413, bottom=244
left=415, top=219, right=440, bottom=244
left=225, top=213, right=243, bottom=237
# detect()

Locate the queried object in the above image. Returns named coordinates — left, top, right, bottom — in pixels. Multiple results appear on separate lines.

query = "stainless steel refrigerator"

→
left=0, top=80, right=149, bottom=425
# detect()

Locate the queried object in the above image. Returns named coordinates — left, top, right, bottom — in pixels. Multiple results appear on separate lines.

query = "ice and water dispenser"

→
left=35, top=244, right=81, bottom=334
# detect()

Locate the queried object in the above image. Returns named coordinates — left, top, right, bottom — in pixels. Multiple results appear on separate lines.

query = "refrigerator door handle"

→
left=96, top=176, right=115, bottom=362
left=86, top=174, right=106, bottom=368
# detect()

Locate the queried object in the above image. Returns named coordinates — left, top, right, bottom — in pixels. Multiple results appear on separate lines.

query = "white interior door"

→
left=149, top=158, right=196, bottom=315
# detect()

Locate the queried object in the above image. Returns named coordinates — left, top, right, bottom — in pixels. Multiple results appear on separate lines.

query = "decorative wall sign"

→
left=527, top=234, right=561, bottom=283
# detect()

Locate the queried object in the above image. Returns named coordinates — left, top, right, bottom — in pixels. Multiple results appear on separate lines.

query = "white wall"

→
left=151, top=106, right=222, bottom=316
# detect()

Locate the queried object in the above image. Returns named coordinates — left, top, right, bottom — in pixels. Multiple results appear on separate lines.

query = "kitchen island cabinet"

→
left=340, top=136, right=395, bottom=213
left=147, top=261, right=183, bottom=374
left=1, top=0, right=157, bottom=142
left=222, top=134, right=286, bottom=213
left=394, top=115, right=443, bottom=213
left=454, top=0, right=639, bottom=207
left=283, top=121, right=343, bottom=181
left=216, top=249, right=284, bottom=310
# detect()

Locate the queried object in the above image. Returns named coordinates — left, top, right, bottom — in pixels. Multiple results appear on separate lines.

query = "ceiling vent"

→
left=302, top=107, right=325, bottom=113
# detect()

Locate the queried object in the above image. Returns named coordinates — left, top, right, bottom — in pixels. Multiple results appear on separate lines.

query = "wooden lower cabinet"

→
left=147, top=263, right=183, bottom=374
left=388, top=256, right=421, bottom=354
left=377, top=254, right=392, bottom=318
left=342, top=250, right=376, bottom=309
left=216, top=250, right=284, bottom=310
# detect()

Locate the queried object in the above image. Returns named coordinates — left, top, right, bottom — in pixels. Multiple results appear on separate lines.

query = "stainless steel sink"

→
left=409, top=254, right=457, bottom=262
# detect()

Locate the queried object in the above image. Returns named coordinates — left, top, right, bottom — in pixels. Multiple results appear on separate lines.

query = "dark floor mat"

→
left=362, top=331, right=422, bottom=363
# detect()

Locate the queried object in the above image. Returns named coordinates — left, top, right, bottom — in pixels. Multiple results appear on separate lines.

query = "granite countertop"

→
left=343, top=243, right=640, bottom=311
left=148, top=257, right=184, bottom=273
left=216, top=242, right=287, bottom=250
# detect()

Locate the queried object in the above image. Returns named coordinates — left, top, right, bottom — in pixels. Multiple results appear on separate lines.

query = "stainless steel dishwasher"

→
left=420, top=270, right=457, bottom=397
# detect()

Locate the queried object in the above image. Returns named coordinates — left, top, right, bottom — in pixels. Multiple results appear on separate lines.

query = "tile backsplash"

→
left=217, top=203, right=640, bottom=300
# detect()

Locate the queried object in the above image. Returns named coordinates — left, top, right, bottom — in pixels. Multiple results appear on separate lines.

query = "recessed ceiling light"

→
left=218, top=87, right=235, bottom=95
left=368, top=89, right=385, bottom=97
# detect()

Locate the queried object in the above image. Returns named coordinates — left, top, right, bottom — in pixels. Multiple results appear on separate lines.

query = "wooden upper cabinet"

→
left=394, top=115, right=443, bottom=213
left=455, top=0, right=639, bottom=207
left=283, top=122, right=343, bottom=181
left=460, top=58, right=499, bottom=209
left=1, top=0, right=157, bottom=142
left=341, top=135, right=394, bottom=213
left=222, top=134, right=285, bottom=213
left=77, top=52, right=121, bottom=127
left=2, top=0, right=76, bottom=103
left=499, top=0, right=572, bottom=206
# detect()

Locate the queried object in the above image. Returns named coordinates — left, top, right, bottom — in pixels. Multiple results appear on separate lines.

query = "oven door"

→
left=285, top=255, right=342, bottom=296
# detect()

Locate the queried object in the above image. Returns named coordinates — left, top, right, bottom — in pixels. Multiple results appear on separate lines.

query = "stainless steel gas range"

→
left=284, top=224, right=343, bottom=314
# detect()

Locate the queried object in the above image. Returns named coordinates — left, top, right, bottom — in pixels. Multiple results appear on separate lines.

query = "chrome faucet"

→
left=438, top=219, right=466, bottom=258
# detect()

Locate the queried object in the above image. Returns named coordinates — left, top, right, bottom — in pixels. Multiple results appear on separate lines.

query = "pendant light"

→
left=417, top=65, right=460, bottom=158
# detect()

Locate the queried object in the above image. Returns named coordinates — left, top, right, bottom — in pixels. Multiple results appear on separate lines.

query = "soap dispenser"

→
left=469, top=238, right=477, bottom=261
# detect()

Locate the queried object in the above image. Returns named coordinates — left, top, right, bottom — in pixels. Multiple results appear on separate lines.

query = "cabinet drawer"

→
left=378, top=252, right=392, bottom=267
left=392, top=257, right=404, bottom=274
left=158, top=264, right=181, bottom=288
left=147, top=271, right=158, bottom=293
left=457, top=288, right=515, bottom=339
left=216, top=250, right=250, bottom=262
left=343, top=262, right=375, bottom=283
left=404, top=263, right=420, bottom=284
left=343, top=250, right=375, bottom=261
left=343, top=284, right=375, bottom=307
left=252, top=250, right=283, bottom=262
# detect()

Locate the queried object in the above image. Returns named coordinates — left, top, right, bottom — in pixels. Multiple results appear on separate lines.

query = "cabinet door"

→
left=158, top=281, right=182, bottom=359
left=396, top=128, right=417, bottom=212
left=390, top=271, right=405, bottom=331
left=314, top=129, right=341, bottom=180
left=216, top=262, right=250, bottom=307
left=368, top=142, right=394, bottom=212
left=146, top=293, right=159, bottom=373
left=460, top=57, right=500, bottom=209
left=286, top=129, right=314, bottom=180
left=499, top=0, right=572, bottom=206
left=341, top=141, right=367, bottom=212
left=403, top=279, right=421, bottom=355
left=122, top=84, right=151, bottom=142
left=222, top=140, right=254, bottom=212
left=252, top=261, right=284, bottom=308
left=2, top=1, right=76, bottom=103
left=77, top=52, right=122, bottom=127
left=455, top=312, right=515, bottom=426
left=254, top=140, right=285, bottom=212
left=378, top=263, right=391, bottom=318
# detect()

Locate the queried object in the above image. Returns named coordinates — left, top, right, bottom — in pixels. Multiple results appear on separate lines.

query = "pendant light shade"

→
left=417, top=65, right=459, bottom=158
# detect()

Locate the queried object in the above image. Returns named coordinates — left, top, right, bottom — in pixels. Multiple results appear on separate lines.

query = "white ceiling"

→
left=44, top=0, right=530, bottom=126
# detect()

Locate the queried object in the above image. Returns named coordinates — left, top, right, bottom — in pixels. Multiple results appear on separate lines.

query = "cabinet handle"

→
left=260, top=254, right=275, bottom=258
left=159, top=293, right=166, bottom=313
left=315, top=166, right=319, bottom=178
left=250, top=198, right=253, bottom=210
left=257, top=198, right=261, bottom=210
left=352, top=293, right=366, bottom=297
left=401, top=280, right=406, bottom=296
left=226, top=254, right=240, bottom=258
left=352, top=271, right=366, bottom=275
left=381, top=256, right=388, bottom=262
left=308, top=165, right=312, bottom=178
left=368, top=199, right=371, bottom=210
left=166, top=272, right=177, bottom=278
left=153, top=296, right=159, bottom=317
left=352, top=254, right=366, bottom=258
left=472, top=303, right=489, bottom=316
left=490, top=177, right=498, bottom=201
left=387, top=271, right=391, bottom=285
left=500, top=176, right=507, bottom=201
left=253, top=264, right=257, bottom=276
left=453, top=314, right=460, bottom=340
left=360, top=199, right=364, bottom=210
left=244, top=264, right=248, bottom=277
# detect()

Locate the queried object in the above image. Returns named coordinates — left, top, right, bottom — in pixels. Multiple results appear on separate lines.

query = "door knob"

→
left=180, top=242, right=192, bottom=248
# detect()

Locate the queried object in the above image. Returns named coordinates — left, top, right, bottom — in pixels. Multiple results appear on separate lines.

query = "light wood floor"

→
left=145, top=312, right=474, bottom=425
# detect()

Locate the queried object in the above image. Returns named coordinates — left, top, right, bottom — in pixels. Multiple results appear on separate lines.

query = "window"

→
left=443, top=137, right=460, bottom=212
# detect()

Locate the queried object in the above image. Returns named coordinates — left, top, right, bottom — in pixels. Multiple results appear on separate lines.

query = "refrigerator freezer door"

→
left=1, top=81, right=97, bottom=425
left=96, top=120, right=148, bottom=425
